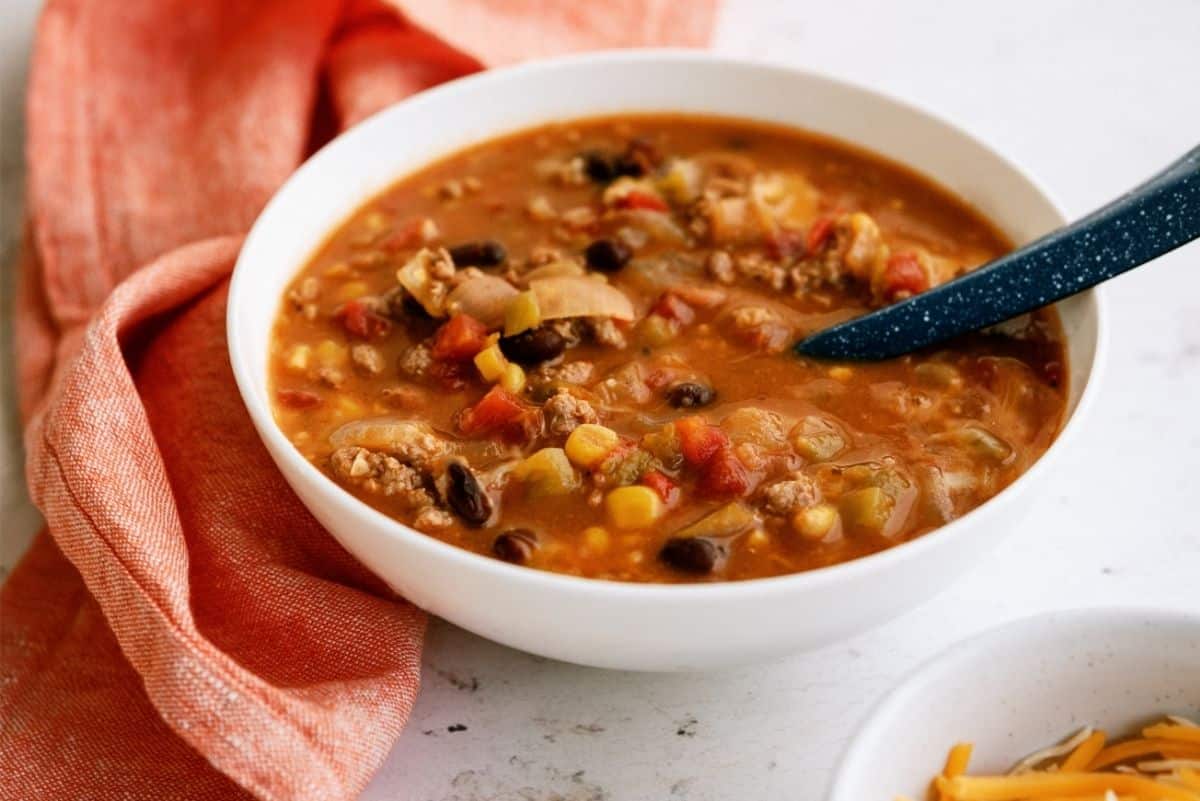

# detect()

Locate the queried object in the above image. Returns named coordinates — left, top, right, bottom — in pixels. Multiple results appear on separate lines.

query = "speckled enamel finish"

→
left=799, top=145, right=1200, bottom=360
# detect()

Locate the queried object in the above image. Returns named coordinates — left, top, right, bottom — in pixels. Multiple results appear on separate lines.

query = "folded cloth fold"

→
left=0, top=1, right=716, bottom=799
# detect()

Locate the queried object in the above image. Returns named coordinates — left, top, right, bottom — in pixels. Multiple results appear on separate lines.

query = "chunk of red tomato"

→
left=617, top=191, right=670, bottom=212
left=336, top=299, right=392, bottom=340
left=806, top=214, right=836, bottom=254
left=696, top=446, right=751, bottom=498
left=882, top=252, right=930, bottom=299
left=458, top=386, right=526, bottom=436
left=432, top=313, right=489, bottom=361
left=650, top=292, right=696, bottom=325
left=675, top=416, right=730, bottom=467
left=641, top=470, right=680, bottom=506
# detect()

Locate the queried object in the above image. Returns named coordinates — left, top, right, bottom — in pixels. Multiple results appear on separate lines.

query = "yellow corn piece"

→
left=315, top=339, right=348, bottom=367
left=1061, top=730, right=1107, bottom=772
left=565, top=424, right=620, bottom=468
left=639, top=314, right=679, bottom=346
left=745, top=528, right=769, bottom=548
left=505, top=290, right=541, bottom=336
left=792, top=503, right=838, bottom=540
left=500, top=362, right=526, bottom=394
left=335, top=280, right=370, bottom=302
left=828, top=365, right=854, bottom=381
left=605, top=486, right=664, bottom=530
left=582, top=526, right=610, bottom=554
left=474, top=343, right=509, bottom=382
left=285, top=344, right=311, bottom=372
left=335, top=396, right=364, bottom=418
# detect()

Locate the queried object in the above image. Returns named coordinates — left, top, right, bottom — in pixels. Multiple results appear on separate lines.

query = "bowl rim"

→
left=826, top=605, right=1200, bottom=800
left=227, top=48, right=1109, bottom=600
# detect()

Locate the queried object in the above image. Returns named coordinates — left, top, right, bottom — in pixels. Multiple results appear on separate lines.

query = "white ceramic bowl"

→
left=829, top=607, right=1200, bottom=800
left=227, top=51, right=1105, bottom=671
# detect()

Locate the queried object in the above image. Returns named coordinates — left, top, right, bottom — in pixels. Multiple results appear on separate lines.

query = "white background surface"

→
left=2, top=2, right=1198, bottom=800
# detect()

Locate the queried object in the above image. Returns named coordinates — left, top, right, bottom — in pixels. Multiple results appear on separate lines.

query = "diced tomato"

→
left=882, top=252, right=929, bottom=299
left=641, top=470, right=680, bottom=506
left=696, top=446, right=751, bottom=498
left=432, top=313, right=489, bottom=361
left=277, top=389, right=322, bottom=409
left=765, top=228, right=806, bottom=261
left=336, top=299, right=392, bottom=340
left=675, top=416, right=729, bottom=467
left=430, top=360, right=472, bottom=390
left=651, top=292, right=696, bottom=325
left=806, top=214, right=836, bottom=254
left=458, top=386, right=526, bottom=436
left=617, top=190, right=670, bottom=212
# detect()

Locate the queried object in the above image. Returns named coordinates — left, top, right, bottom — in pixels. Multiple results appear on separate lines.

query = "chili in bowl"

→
left=228, top=52, right=1104, bottom=670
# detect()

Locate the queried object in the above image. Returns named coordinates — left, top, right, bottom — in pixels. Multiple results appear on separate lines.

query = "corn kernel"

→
left=792, top=503, right=839, bottom=540
left=336, top=396, right=364, bottom=418
left=605, top=486, right=664, bottom=530
left=285, top=344, right=311, bottom=372
left=582, top=526, right=610, bottom=554
left=828, top=365, right=854, bottom=382
left=323, top=261, right=350, bottom=279
left=336, top=280, right=370, bottom=302
left=639, top=314, right=679, bottom=347
left=474, top=343, right=509, bottom=382
left=745, top=528, right=769, bottom=549
left=500, top=362, right=526, bottom=394
left=315, top=339, right=348, bottom=367
left=565, top=424, right=620, bottom=468
left=363, top=210, right=389, bottom=232
left=505, top=290, right=542, bottom=336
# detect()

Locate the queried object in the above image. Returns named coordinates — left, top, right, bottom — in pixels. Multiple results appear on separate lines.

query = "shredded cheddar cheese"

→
left=919, top=717, right=1200, bottom=801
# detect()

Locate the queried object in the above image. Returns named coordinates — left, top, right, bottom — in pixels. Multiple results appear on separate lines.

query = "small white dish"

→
left=829, top=607, right=1200, bottom=800
left=227, top=51, right=1106, bottom=671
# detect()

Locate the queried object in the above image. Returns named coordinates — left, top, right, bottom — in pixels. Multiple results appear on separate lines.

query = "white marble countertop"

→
left=2, top=2, right=1199, bottom=800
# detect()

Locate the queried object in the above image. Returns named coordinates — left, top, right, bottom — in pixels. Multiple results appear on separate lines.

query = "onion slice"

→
left=530, top=276, right=635, bottom=321
left=445, top=275, right=518, bottom=328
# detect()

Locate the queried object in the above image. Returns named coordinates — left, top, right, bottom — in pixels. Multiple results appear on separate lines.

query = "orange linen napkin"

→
left=0, top=2, right=716, bottom=799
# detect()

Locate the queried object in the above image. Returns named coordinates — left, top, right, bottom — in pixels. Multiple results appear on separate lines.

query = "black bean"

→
left=584, top=238, right=632, bottom=272
left=448, top=240, right=507, bottom=267
left=493, top=528, right=538, bottom=564
left=400, top=291, right=433, bottom=320
left=666, top=382, right=715, bottom=409
left=582, top=151, right=616, bottom=183
left=659, top=537, right=720, bottom=574
left=445, top=462, right=492, bottom=527
left=612, top=156, right=645, bottom=178
left=499, top=325, right=566, bottom=365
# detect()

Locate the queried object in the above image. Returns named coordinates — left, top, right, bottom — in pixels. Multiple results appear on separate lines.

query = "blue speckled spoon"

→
left=797, top=145, right=1200, bottom=360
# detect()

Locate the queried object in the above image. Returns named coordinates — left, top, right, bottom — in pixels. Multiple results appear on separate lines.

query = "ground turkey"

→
left=542, top=390, right=598, bottom=436
left=762, top=474, right=820, bottom=516
left=329, top=446, right=452, bottom=531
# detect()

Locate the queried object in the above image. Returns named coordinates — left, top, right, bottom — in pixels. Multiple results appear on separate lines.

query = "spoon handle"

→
left=797, top=144, right=1200, bottom=360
